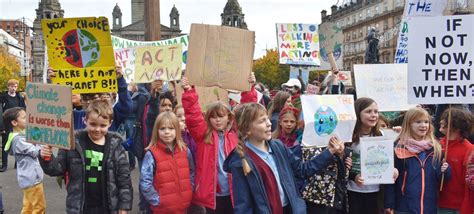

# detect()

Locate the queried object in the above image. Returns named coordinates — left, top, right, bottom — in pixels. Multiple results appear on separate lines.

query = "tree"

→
left=0, top=46, right=24, bottom=91
left=252, top=49, right=290, bottom=90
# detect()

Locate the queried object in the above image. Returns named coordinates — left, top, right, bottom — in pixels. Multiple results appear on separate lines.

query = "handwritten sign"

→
left=25, top=83, right=73, bottom=150
left=134, top=44, right=182, bottom=83
left=408, top=15, right=473, bottom=104
left=354, top=64, right=416, bottom=111
left=186, top=24, right=255, bottom=91
left=394, top=0, right=447, bottom=63
left=301, top=95, right=356, bottom=147
left=175, top=86, right=229, bottom=111
left=114, top=48, right=135, bottom=83
left=360, top=136, right=395, bottom=184
left=42, top=17, right=117, bottom=93
left=317, top=21, right=343, bottom=70
left=276, top=23, right=320, bottom=66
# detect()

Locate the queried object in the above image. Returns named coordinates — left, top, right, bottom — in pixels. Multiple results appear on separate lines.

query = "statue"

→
left=365, top=27, right=380, bottom=64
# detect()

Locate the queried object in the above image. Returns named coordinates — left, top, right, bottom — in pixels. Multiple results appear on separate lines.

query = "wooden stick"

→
left=440, top=105, right=452, bottom=191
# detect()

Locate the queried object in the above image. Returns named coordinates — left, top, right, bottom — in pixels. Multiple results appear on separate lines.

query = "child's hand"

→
left=248, top=72, right=256, bottom=86
left=384, top=208, right=394, bottom=214
left=40, top=145, right=53, bottom=160
left=181, top=77, right=191, bottom=91
left=327, top=137, right=341, bottom=154
left=393, top=168, right=399, bottom=181
left=345, top=156, right=352, bottom=169
left=150, top=80, right=163, bottom=97
left=116, top=66, right=123, bottom=79
left=441, top=159, right=449, bottom=173
left=355, top=174, right=365, bottom=186
left=329, top=136, right=344, bottom=156
left=392, top=126, right=402, bottom=133
left=48, top=67, right=57, bottom=79
left=118, top=210, right=128, bottom=214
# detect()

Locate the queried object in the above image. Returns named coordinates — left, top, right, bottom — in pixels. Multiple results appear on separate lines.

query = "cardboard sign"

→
left=176, top=85, right=229, bottom=111
left=394, top=0, right=447, bottom=63
left=354, top=64, right=416, bottom=111
left=360, top=136, right=395, bottom=184
left=42, top=17, right=117, bottom=94
left=301, top=95, right=356, bottom=147
left=317, top=21, right=343, bottom=70
left=114, top=48, right=135, bottom=83
left=276, top=23, right=320, bottom=66
left=134, top=44, right=182, bottom=83
left=408, top=15, right=473, bottom=104
left=186, top=24, right=254, bottom=91
left=25, top=83, right=73, bottom=150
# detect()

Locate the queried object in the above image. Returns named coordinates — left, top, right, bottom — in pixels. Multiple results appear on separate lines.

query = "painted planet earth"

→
left=31, top=127, right=42, bottom=141
left=365, top=149, right=390, bottom=175
left=314, top=105, right=338, bottom=136
left=62, top=29, right=100, bottom=68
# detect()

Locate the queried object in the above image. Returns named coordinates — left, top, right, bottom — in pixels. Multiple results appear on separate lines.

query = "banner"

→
left=276, top=23, right=320, bottom=66
left=360, top=136, right=395, bottom=184
left=186, top=24, right=255, bottom=91
left=354, top=64, right=416, bottom=111
left=42, top=17, right=117, bottom=94
left=134, top=44, right=182, bottom=83
left=301, top=95, right=356, bottom=147
left=317, top=21, right=343, bottom=70
left=394, top=0, right=447, bottom=63
left=408, top=15, right=473, bottom=104
left=25, top=83, right=73, bottom=150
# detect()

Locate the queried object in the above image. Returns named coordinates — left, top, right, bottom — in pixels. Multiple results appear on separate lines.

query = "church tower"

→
left=112, top=3, right=122, bottom=30
left=31, top=0, right=64, bottom=82
left=221, top=0, right=248, bottom=29
left=169, top=5, right=180, bottom=32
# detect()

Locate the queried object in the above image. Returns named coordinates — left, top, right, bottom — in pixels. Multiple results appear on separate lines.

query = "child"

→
left=267, top=91, right=291, bottom=132
left=139, top=112, right=195, bottom=213
left=40, top=100, right=132, bottom=214
left=224, top=103, right=343, bottom=213
left=3, top=107, right=45, bottom=213
left=437, top=108, right=474, bottom=214
left=174, top=105, right=197, bottom=160
left=384, top=107, right=450, bottom=214
left=271, top=106, right=302, bottom=148
left=180, top=74, right=256, bottom=213
left=469, top=150, right=474, bottom=190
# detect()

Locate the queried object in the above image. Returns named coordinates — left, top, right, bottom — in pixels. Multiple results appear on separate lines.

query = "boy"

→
left=40, top=100, right=132, bottom=213
left=3, top=107, right=45, bottom=213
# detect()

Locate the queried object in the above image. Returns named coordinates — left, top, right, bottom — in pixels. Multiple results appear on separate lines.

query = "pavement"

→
left=0, top=148, right=141, bottom=213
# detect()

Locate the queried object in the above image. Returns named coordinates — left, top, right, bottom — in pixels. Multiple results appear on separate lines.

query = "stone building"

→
left=0, top=19, right=32, bottom=77
left=221, top=0, right=248, bottom=29
left=111, top=2, right=183, bottom=41
left=31, top=0, right=64, bottom=82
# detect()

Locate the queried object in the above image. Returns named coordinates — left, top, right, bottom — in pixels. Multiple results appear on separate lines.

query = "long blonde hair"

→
left=204, top=102, right=233, bottom=144
left=397, top=107, right=442, bottom=163
left=147, top=112, right=186, bottom=151
left=234, top=103, right=268, bottom=176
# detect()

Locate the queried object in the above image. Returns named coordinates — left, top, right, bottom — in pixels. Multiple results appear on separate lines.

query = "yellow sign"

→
left=134, top=44, right=182, bottom=83
left=42, top=17, right=117, bottom=93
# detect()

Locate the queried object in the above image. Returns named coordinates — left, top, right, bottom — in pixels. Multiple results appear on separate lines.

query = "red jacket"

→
left=181, top=86, right=256, bottom=209
left=149, top=143, right=193, bottom=214
left=438, top=137, right=474, bottom=214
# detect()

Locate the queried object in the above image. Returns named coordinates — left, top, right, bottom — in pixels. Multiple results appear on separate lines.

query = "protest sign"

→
left=175, top=85, right=229, bottom=111
left=114, top=48, right=135, bottom=83
left=186, top=24, right=255, bottom=91
left=301, top=95, right=356, bottom=147
left=394, top=0, right=447, bottom=63
left=290, top=66, right=312, bottom=85
left=276, top=23, right=320, bottom=66
left=408, top=15, right=473, bottom=104
left=134, top=44, right=182, bottom=83
left=42, top=17, right=117, bottom=94
left=354, top=64, right=416, bottom=111
left=25, top=83, right=73, bottom=150
left=360, top=136, right=395, bottom=184
left=336, top=70, right=352, bottom=87
left=317, top=21, right=343, bottom=70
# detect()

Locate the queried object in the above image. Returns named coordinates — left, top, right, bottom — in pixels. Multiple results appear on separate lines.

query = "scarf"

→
left=403, top=139, right=433, bottom=153
left=278, top=133, right=297, bottom=148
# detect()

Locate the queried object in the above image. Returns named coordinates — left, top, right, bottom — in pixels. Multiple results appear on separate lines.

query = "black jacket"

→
left=40, top=130, right=133, bottom=213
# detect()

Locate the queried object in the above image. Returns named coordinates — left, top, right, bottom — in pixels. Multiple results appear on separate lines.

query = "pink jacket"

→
left=181, top=86, right=256, bottom=209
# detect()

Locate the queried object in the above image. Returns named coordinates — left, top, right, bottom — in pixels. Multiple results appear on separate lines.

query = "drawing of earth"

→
left=62, top=29, right=100, bottom=68
left=30, top=127, right=42, bottom=141
left=314, top=105, right=338, bottom=136
left=365, top=149, right=390, bottom=175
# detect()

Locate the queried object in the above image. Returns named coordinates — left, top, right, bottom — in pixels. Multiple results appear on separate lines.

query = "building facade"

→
left=0, top=19, right=33, bottom=77
left=221, top=0, right=248, bottom=29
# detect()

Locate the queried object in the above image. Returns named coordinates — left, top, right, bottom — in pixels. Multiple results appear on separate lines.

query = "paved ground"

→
left=0, top=148, right=141, bottom=213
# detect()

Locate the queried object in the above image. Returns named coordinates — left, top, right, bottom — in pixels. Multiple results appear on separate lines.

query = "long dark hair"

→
left=352, top=97, right=382, bottom=143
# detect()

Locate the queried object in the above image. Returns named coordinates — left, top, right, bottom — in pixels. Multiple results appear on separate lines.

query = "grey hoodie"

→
left=8, top=132, right=44, bottom=189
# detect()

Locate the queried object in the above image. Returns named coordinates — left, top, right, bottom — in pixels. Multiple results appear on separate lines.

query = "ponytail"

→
left=236, top=136, right=252, bottom=176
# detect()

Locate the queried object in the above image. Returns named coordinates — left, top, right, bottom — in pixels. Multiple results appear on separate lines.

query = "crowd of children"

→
left=1, top=66, right=473, bottom=214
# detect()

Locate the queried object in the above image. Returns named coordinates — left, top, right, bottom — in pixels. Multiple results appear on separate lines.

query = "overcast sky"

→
left=1, top=0, right=338, bottom=58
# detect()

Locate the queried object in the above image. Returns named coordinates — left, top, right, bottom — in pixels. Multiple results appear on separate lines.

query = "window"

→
left=352, top=31, right=356, bottom=39
left=384, top=19, right=389, bottom=29
left=359, top=29, right=363, bottom=37
left=359, top=13, right=363, bottom=19
left=367, top=9, right=371, bottom=17
left=375, top=6, right=379, bottom=14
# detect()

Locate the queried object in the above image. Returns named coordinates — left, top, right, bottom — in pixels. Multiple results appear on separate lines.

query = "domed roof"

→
left=223, top=0, right=242, bottom=14
left=113, top=3, right=121, bottom=13
left=170, top=4, right=179, bottom=14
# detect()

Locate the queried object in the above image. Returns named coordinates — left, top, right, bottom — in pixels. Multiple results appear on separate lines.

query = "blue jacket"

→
left=73, top=77, right=132, bottom=131
left=384, top=147, right=451, bottom=214
left=224, top=139, right=335, bottom=214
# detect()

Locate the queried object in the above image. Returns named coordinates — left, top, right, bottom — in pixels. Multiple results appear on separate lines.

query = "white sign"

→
left=408, top=15, right=474, bottom=104
left=290, top=66, right=312, bottom=85
left=301, top=95, right=356, bottom=147
left=354, top=64, right=417, bottom=111
left=276, top=23, right=320, bottom=66
left=360, top=136, right=395, bottom=184
left=114, top=48, right=136, bottom=83
left=394, top=0, right=447, bottom=63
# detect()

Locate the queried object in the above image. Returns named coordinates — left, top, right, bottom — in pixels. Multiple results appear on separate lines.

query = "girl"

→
left=272, top=106, right=302, bottom=148
left=140, top=112, right=195, bottom=214
left=384, top=107, right=450, bottom=214
left=268, top=91, right=291, bottom=132
left=180, top=75, right=257, bottom=213
left=347, top=97, right=385, bottom=214
left=224, top=103, right=344, bottom=214
left=437, top=108, right=474, bottom=214
left=174, top=105, right=197, bottom=161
